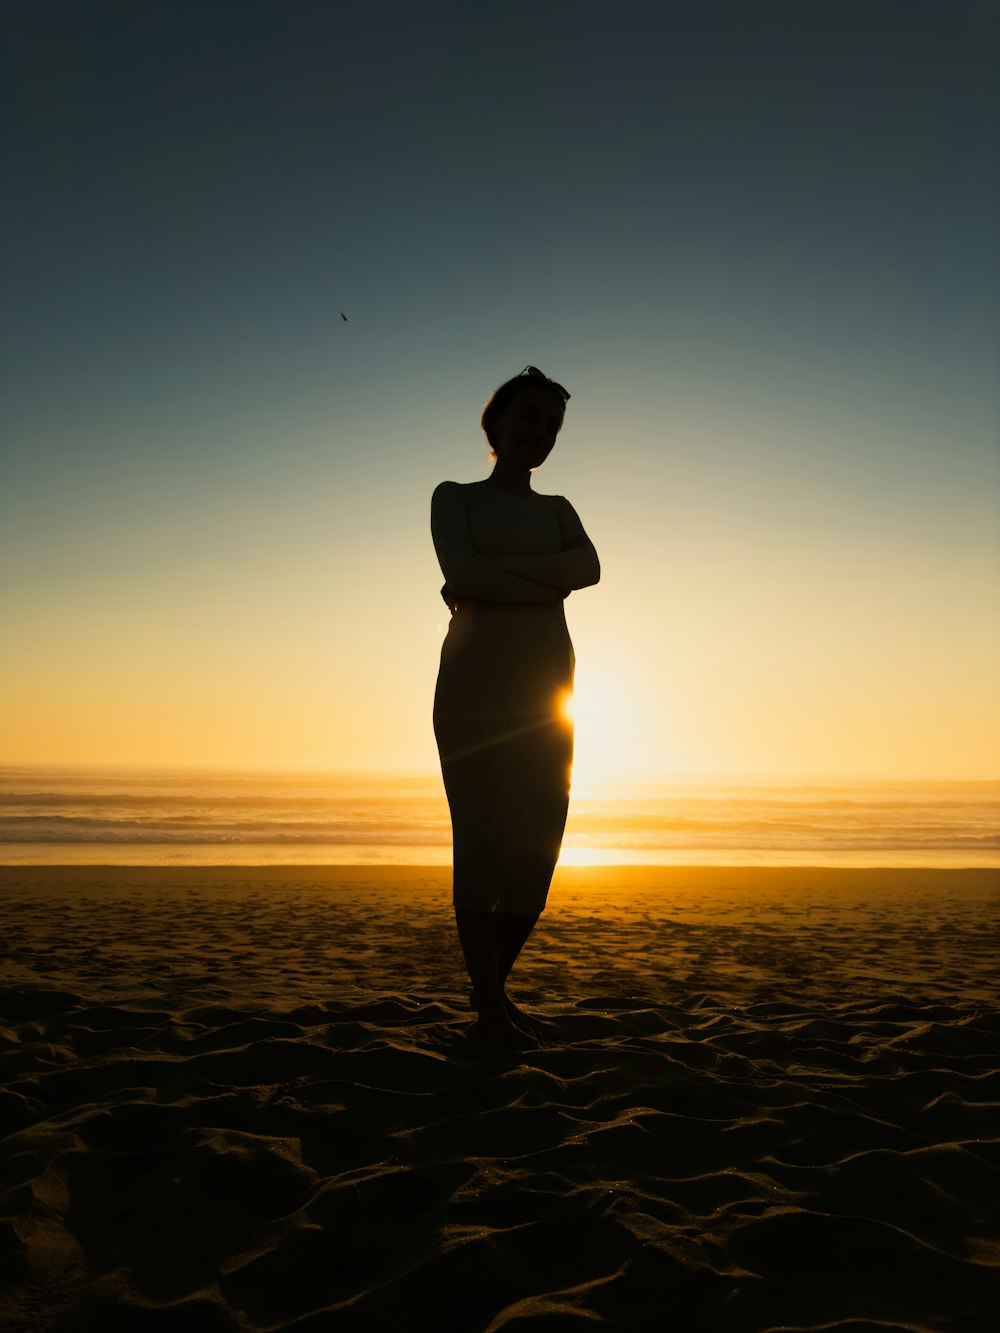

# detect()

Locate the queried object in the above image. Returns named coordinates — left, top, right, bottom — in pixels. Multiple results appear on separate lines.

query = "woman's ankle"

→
left=474, top=989, right=507, bottom=1018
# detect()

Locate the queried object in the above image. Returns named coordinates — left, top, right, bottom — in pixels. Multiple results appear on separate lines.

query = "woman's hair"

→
left=481, top=366, right=570, bottom=455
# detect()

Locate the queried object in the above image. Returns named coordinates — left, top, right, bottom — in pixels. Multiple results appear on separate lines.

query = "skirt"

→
left=433, top=600, right=575, bottom=914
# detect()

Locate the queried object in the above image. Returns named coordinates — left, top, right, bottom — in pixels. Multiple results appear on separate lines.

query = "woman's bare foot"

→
left=472, top=1008, right=537, bottom=1048
left=470, top=989, right=550, bottom=1040
left=510, top=1006, right=552, bottom=1040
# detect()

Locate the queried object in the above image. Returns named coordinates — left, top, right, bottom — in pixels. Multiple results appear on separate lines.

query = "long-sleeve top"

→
left=430, top=480, right=600, bottom=608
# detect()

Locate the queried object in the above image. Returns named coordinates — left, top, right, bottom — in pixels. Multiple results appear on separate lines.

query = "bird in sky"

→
left=341, top=312, right=349, bottom=321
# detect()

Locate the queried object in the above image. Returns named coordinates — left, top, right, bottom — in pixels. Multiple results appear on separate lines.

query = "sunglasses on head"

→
left=519, top=365, right=571, bottom=403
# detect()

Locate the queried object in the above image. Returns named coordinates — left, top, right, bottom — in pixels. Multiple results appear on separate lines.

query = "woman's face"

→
left=492, top=385, right=565, bottom=471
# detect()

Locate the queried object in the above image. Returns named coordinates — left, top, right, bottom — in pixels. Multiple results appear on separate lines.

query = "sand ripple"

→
left=1, top=866, right=998, bottom=1331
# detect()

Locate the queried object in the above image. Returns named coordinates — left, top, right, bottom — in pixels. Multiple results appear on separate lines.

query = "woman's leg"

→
left=454, top=908, right=502, bottom=1013
left=468, top=909, right=549, bottom=1038
left=465, top=910, right=540, bottom=1002
left=496, top=910, right=550, bottom=1037
left=495, top=911, right=540, bottom=989
left=455, top=907, right=535, bottom=1046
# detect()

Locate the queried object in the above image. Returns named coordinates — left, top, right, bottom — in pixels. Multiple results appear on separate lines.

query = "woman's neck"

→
left=484, top=458, right=533, bottom=495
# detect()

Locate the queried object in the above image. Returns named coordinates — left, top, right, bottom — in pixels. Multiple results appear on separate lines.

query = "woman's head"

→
left=481, top=366, right=570, bottom=463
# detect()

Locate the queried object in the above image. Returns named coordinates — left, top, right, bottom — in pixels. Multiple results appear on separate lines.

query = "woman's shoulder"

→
left=432, top=479, right=568, bottom=510
left=431, top=479, right=473, bottom=503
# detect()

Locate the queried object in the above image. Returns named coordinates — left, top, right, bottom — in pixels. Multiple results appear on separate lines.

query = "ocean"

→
left=0, top=767, right=997, bottom=868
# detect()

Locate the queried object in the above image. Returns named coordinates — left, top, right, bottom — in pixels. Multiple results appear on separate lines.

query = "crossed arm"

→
left=431, top=481, right=601, bottom=606
left=496, top=500, right=601, bottom=590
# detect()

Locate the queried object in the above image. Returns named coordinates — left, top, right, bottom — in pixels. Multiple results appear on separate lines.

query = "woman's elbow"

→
left=443, top=574, right=475, bottom=599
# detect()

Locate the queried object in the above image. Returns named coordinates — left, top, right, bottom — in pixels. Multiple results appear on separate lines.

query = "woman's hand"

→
left=440, top=583, right=459, bottom=612
left=440, top=581, right=565, bottom=610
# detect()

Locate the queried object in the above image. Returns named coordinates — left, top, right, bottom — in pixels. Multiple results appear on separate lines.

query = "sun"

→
left=559, top=660, right=636, bottom=791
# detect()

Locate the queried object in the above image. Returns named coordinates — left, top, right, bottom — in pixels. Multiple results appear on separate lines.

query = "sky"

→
left=2, top=0, right=998, bottom=785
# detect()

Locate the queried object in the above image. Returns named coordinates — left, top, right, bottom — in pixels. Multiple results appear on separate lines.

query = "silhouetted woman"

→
left=431, top=366, right=600, bottom=1047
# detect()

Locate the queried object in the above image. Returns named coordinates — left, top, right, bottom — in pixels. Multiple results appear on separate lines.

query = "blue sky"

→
left=2, top=0, right=998, bottom=780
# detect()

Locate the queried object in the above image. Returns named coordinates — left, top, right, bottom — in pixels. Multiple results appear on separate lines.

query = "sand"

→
left=1, top=864, right=998, bottom=1332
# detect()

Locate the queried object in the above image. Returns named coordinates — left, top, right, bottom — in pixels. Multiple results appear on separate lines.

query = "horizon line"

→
left=1, top=762, right=998, bottom=788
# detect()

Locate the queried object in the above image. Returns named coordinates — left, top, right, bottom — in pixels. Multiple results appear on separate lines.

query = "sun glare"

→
left=563, top=662, right=636, bottom=790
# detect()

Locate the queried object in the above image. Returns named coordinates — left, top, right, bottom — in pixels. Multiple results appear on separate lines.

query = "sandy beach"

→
left=1, top=865, right=998, bottom=1331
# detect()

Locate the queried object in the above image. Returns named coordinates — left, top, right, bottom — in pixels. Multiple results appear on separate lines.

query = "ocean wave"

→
left=1, top=772, right=996, bottom=854
left=2, top=818, right=996, bottom=850
left=0, top=824, right=447, bottom=846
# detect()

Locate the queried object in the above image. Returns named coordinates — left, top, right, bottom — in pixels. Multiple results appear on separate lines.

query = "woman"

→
left=431, top=366, right=600, bottom=1047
